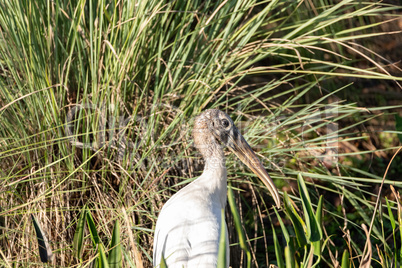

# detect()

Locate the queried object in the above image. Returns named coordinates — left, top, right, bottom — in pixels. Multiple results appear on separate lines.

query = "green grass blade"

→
left=297, top=174, right=322, bottom=243
left=283, top=192, right=307, bottom=248
left=272, top=224, right=284, bottom=268
left=274, top=207, right=290, bottom=244
left=31, top=215, right=53, bottom=263
left=228, top=184, right=251, bottom=267
left=386, top=197, right=398, bottom=266
left=341, top=249, right=350, bottom=268
left=73, top=205, right=87, bottom=260
left=386, top=198, right=396, bottom=231
left=313, top=195, right=323, bottom=257
left=217, top=209, right=227, bottom=268
left=98, top=243, right=110, bottom=268
left=285, top=246, right=295, bottom=268
left=159, top=253, right=168, bottom=268
left=87, top=209, right=101, bottom=248
left=108, top=220, right=122, bottom=268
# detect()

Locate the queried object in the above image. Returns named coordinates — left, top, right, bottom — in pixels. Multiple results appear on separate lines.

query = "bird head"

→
left=193, top=109, right=281, bottom=207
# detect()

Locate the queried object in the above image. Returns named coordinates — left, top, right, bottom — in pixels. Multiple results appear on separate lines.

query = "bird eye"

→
left=221, top=119, right=230, bottom=128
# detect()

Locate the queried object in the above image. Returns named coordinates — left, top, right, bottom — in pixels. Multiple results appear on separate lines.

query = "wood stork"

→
left=153, top=109, right=281, bottom=267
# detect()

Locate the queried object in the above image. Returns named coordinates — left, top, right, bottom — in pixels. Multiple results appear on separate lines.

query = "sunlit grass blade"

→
left=228, top=184, right=251, bottom=268
left=285, top=246, right=295, bottom=268
left=159, top=254, right=168, bottom=268
left=313, top=196, right=323, bottom=257
left=217, top=209, right=227, bottom=268
left=341, top=249, right=350, bottom=268
left=108, top=220, right=122, bottom=268
left=98, top=243, right=110, bottom=268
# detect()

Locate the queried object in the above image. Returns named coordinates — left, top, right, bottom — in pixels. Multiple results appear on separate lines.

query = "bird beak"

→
left=227, top=129, right=281, bottom=208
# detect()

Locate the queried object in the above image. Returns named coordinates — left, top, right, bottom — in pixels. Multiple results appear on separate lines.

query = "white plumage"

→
left=153, top=109, right=280, bottom=268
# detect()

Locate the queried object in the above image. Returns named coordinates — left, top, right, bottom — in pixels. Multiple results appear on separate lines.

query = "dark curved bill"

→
left=227, top=128, right=281, bottom=208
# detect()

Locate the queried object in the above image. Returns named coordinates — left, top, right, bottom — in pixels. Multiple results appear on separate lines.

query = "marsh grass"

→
left=0, top=0, right=401, bottom=267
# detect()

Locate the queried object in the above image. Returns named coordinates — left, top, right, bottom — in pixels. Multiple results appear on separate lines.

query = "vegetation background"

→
left=0, top=0, right=401, bottom=267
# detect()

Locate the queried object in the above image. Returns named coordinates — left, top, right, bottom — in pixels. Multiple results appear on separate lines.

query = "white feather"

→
left=153, top=166, right=229, bottom=268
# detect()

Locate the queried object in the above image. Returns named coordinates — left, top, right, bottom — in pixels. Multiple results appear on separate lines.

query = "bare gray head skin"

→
left=192, top=109, right=281, bottom=207
left=193, top=109, right=233, bottom=161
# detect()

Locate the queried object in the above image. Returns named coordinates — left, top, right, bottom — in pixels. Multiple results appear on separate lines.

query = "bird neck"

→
left=194, top=137, right=228, bottom=207
left=197, top=137, right=225, bottom=167
left=204, top=153, right=226, bottom=171
left=202, top=139, right=226, bottom=172
left=200, top=151, right=227, bottom=209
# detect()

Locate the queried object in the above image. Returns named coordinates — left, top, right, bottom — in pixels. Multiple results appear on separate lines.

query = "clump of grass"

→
left=0, top=0, right=401, bottom=267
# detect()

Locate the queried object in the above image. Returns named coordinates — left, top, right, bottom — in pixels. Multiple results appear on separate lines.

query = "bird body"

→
left=153, top=109, right=280, bottom=268
left=153, top=165, right=228, bottom=267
